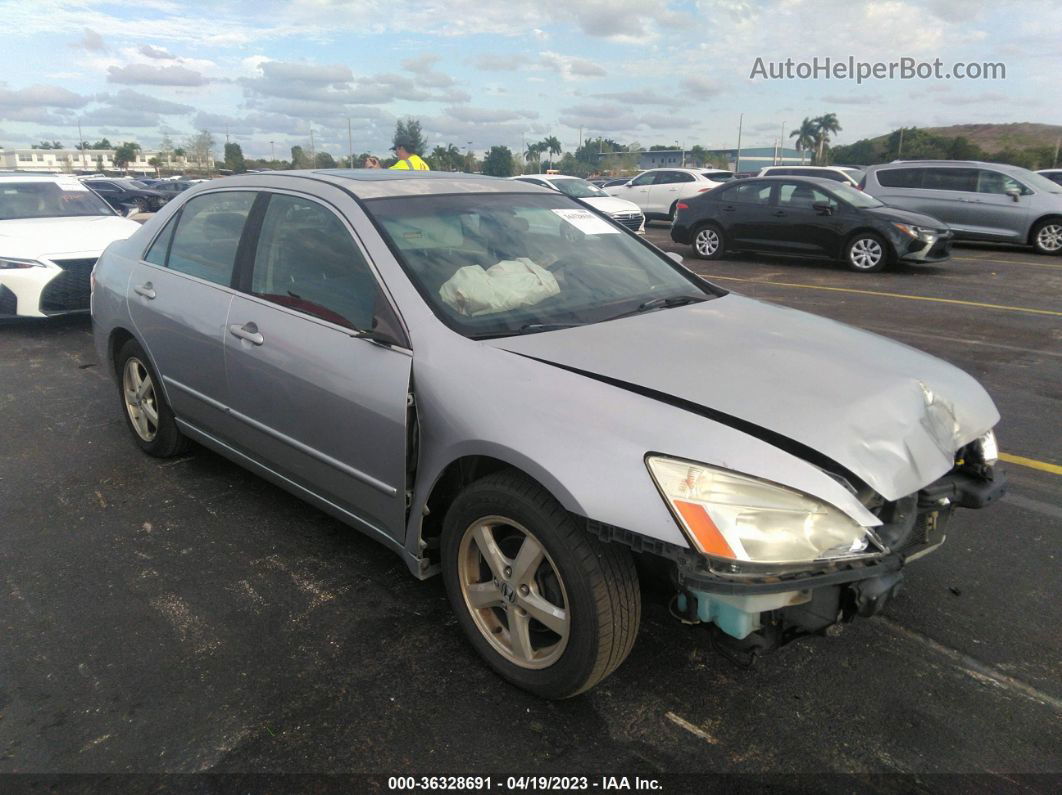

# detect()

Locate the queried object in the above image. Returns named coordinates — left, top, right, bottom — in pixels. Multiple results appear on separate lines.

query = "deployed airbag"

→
left=440, top=258, right=559, bottom=316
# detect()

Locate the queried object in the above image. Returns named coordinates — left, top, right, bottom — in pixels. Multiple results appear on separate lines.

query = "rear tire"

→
left=115, top=339, right=189, bottom=458
left=1031, top=219, right=1062, bottom=255
left=845, top=232, right=889, bottom=273
left=691, top=223, right=725, bottom=260
left=440, top=471, right=640, bottom=699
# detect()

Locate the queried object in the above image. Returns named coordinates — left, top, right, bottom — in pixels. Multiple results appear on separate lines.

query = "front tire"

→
left=691, top=223, right=725, bottom=260
left=1031, top=219, right=1062, bottom=255
left=845, top=233, right=889, bottom=273
left=441, top=471, right=640, bottom=699
left=116, top=339, right=189, bottom=457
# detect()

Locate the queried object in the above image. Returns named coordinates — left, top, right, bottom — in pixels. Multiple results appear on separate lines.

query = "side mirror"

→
left=666, top=251, right=684, bottom=265
left=1006, top=188, right=1021, bottom=202
left=812, top=200, right=834, bottom=215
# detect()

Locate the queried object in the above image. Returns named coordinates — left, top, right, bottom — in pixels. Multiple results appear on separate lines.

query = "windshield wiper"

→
left=468, top=322, right=579, bottom=340
left=609, top=294, right=707, bottom=320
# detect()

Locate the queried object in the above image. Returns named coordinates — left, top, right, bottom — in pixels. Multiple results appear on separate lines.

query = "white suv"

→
left=757, top=165, right=865, bottom=188
left=0, top=174, right=141, bottom=317
left=605, top=168, right=733, bottom=221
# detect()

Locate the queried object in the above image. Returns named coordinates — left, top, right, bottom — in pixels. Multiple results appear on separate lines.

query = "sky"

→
left=1, top=0, right=1060, bottom=160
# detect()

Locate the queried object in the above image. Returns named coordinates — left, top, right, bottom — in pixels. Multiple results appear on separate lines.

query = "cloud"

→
left=820, top=94, right=881, bottom=105
left=680, top=76, right=723, bottom=97
left=139, top=44, right=177, bottom=60
left=443, top=106, right=539, bottom=123
left=593, top=90, right=677, bottom=106
left=470, top=53, right=532, bottom=71
left=935, top=91, right=1018, bottom=106
left=107, top=64, right=208, bottom=86
left=97, top=89, right=195, bottom=115
left=540, top=51, right=607, bottom=79
left=259, top=61, right=353, bottom=84
left=79, top=107, right=161, bottom=127
left=74, top=28, right=107, bottom=52
left=0, top=83, right=89, bottom=110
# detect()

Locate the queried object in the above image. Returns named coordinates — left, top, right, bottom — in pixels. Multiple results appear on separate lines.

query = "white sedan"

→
left=511, top=174, right=645, bottom=233
left=604, top=168, right=734, bottom=222
left=0, top=175, right=141, bottom=317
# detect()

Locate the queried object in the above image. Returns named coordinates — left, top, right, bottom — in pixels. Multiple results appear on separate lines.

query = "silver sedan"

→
left=92, top=170, right=1005, bottom=698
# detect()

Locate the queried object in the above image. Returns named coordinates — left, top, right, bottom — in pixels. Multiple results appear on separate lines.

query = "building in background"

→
left=598, top=147, right=810, bottom=175
left=0, top=148, right=191, bottom=174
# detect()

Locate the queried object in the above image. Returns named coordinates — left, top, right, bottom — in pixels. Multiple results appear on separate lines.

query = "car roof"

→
left=866, top=160, right=1023, bottom=171
left=207, top=169, right=545, bottom=200
left=735, top=175, right=847, bottom=187
left=516, top=174, right=579, bottom=180
left=0, top=173, right=71, bottom=182
left=763, top=165, right=842, bottom=171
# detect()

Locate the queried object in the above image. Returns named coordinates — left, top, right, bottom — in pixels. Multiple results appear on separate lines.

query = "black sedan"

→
left=671, top=176, right=952, bottom=272
left=82, top=179, right=168, bottom=216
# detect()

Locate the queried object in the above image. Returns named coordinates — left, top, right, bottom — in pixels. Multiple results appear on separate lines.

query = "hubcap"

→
left=123, top=357, right=159, bottom=442
left=850, top=238, right=883, bottom=269
left=695, top=228, right=720, bottom=257
left=457, top=517, right=570, bottom=669
left=1037, top=224, right=1062, bottom=252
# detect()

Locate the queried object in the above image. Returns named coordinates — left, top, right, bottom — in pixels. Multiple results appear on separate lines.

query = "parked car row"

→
left=87, top=168, right=1004, bottom=698
left=604, top=168, right=734, bottom=222
left=511, top=174, right=646, bottom=233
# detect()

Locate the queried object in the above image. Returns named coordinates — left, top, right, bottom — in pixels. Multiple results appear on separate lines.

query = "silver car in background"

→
left=862, top=160, right=1062, bottom=255
left=91, top=170, right=1005, bottom=698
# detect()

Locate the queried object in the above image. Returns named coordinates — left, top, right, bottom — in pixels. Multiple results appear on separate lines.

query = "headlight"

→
left=892, top=223, right=936, bottom=240
left=646, top=456, right=874, bottom=565
left=0, top=257, right=45, bottom=270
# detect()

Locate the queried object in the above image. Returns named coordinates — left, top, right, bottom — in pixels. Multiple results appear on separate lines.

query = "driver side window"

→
left=630, top=172, right=656, bottom=187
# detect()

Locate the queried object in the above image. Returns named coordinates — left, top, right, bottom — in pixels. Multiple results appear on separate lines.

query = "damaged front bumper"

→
left=673, top=463, right=1005, bottom=653
left=593, top=461, right=1006, bottom=657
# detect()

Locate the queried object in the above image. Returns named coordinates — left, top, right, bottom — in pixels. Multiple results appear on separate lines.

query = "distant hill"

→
left=831, top=123, right=1062, bottom=170
left=860, top=123, right=1062, bottom=152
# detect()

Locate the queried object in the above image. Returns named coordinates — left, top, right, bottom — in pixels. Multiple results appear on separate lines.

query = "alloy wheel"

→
left=1037, top=223, right=1062, bottom=252
left=122, top=357, right=159, bottom=442
left=457, top=516, right=570, bottom=669
left=850, top=237, right=884, bottom=270
left=695, top=228, right=720, bottom=257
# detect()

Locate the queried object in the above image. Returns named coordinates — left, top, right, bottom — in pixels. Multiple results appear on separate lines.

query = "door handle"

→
left=229, top=322, right=264, bottom=345
left=772, top=210, right=786, bottom=217
left=722, top=205, right=736, bottom=212
left=133, top=282, right=156, bottom=299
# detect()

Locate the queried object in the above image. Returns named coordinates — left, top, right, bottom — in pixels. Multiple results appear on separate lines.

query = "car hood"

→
left=579, top=196, right=643, bottom=215
left=488, top=293, right=998, bottom=500
left=864, top=205, right=949, bottom=230
left=0, top=216, right=142, bottom=260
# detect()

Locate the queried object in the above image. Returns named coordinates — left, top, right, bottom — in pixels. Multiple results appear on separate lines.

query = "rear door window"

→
left=249, top=193, right=379, bottom=331
left=922, top=168, right=978, bottom=192
left=874, top=168, right=924, bottom=189
left=629, top=172, right=656, bottom=187
left=721, top=182, right=773, bottom=205
left=143, top=214, right=179, bottom=266
left=166, top=191, right=255, bottom=286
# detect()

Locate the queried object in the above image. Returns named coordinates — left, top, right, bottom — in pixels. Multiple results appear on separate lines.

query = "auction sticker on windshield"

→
left=552, top=208, right=620, bottom=234
left=56, top=177, right=89, bottom=191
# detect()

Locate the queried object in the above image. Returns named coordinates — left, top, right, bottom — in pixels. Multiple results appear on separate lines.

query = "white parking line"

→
left=858, top=325, right=1062, bottom=359
left=664, top=711, right=719, bottom=745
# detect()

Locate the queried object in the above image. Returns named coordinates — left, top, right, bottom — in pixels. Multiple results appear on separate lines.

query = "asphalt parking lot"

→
left=1, top=231, right=1060, bottom=786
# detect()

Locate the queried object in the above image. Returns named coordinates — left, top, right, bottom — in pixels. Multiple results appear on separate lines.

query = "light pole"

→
left=467, top=141, right=473, bottom=173
left=270, top=141, right=275, bottom=163
left=735, top=113, right=744, bottom=174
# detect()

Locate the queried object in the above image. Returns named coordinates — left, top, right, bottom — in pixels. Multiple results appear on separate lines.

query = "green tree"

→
left=482, top=145, right=515, bottom=177
left=223, top=142, right=246, bottom=173
left=78, top=138, right=112, bottom=151
left=290, top=145, right=309, bottom=168
left=789, top=117, right=817, bottom=157
left=524, top=141, right=544, bottom=169
left=812, top=113, right=842, bottom=163
left=32, top=140, right=63, bottom=150
left=113, top=141, right=141, bottom=172
left=148, top=156, right=162, bottom=175
left=541, top=136, right=562, bottom=169
left=393, top=118, right=427, bottom=155
left=314, top=151, right=336, bottom=168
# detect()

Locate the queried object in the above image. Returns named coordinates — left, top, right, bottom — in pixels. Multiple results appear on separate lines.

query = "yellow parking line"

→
left=704, top=275, right=1062, bottom=317
left=999, top=453, right=1062, bottom=475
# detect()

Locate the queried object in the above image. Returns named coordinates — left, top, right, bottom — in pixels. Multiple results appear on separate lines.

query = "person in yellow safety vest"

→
left=389, top=136, right=430, bottom=171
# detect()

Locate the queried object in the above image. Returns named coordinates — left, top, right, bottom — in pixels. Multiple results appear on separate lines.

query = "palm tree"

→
left=525, top=141, right=544, bottom=169
left=446, top=143, right=461, bottom=171
left=813, top=113, right=842, bottom=164
left=541, top=136, right=562, bottom=169
left=789, top=117, right=817, bottom=160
